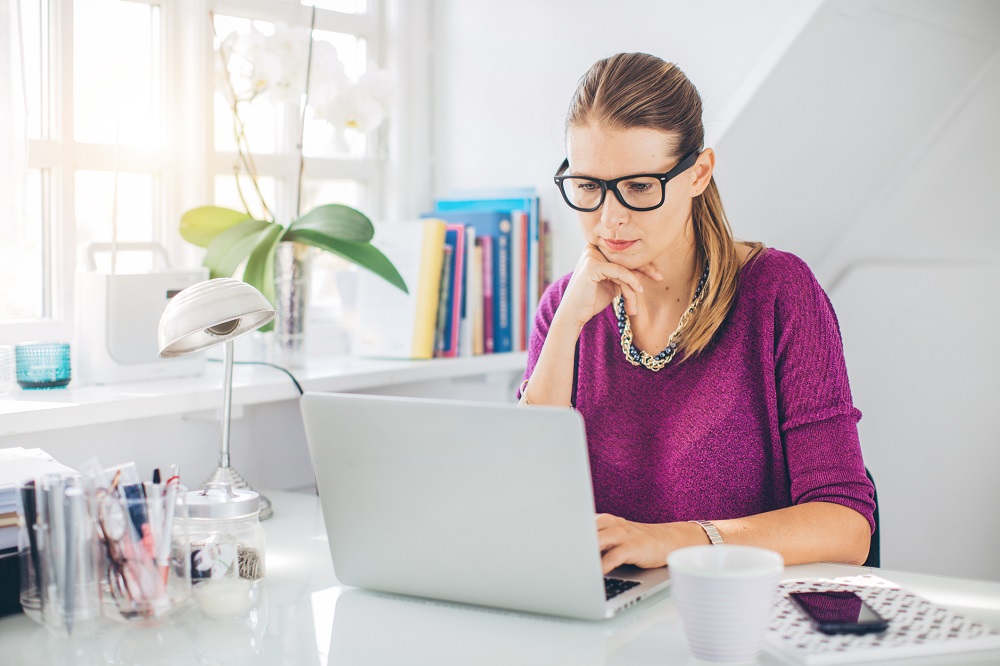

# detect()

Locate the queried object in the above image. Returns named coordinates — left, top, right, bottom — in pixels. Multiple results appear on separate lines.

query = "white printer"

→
left=75, top=243, right=209, bottom=385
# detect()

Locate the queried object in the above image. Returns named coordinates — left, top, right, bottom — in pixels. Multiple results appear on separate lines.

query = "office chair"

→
left=864, top=466, right=880, bottom=567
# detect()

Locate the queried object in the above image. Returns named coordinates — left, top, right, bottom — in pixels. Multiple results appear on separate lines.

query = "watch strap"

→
left=688, top=519, right=724, bottom=545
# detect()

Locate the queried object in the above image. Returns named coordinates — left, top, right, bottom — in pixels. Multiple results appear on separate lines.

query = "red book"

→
left=480, top=235, right=494, bottom=354
left=514, top=210, right=529, bottom=350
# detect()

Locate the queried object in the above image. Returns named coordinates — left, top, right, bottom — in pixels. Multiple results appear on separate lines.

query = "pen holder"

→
left=15, top=342, right=72, bottom=389
left=18, top=476, right=102, bottom=638
left=96, top=489, right=191, bottom=623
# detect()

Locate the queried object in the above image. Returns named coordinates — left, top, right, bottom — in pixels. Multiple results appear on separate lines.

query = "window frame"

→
left=4, top=0, right=402, bottom=350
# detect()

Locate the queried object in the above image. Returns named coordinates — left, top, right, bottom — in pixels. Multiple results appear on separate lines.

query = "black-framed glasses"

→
left=553, top=150, right=700, bottom=212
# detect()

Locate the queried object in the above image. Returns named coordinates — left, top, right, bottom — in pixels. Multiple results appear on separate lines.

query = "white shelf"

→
left=0, top=352, right=528, bottom=437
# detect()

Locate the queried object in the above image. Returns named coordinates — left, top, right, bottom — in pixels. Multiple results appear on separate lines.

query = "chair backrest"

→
left=864, top=466, right=880, bottom=567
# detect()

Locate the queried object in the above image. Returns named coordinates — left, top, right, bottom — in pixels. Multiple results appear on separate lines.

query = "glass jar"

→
left=180, top=482, right=265, bottom=619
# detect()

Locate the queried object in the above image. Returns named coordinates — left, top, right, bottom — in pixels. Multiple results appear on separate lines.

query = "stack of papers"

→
left=766, top=574, right=1000, bottom=664
left=0, top=447, right=77, bottom=550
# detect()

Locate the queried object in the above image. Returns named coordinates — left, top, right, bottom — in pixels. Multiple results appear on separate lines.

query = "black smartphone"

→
left=788, top=590, right=889, bottom=635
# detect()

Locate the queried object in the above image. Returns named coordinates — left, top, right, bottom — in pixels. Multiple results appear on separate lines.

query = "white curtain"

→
left=0, top=0, right=27, bottom=230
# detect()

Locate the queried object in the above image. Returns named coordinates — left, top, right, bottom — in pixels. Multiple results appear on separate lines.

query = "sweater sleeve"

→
left=519, top=274, right=571, bottom=399
left=771, top=255, right=876, bottom=531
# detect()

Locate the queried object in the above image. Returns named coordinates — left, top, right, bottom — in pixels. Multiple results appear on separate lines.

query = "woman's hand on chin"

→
left=559, top=244, right=662, bottom=328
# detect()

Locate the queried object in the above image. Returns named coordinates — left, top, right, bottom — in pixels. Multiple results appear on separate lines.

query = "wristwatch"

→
left=689, top=520, right=724, bottom=545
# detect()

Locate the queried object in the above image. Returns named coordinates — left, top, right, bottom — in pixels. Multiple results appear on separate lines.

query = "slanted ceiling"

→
left=713, top=0, right=1000, bottom=284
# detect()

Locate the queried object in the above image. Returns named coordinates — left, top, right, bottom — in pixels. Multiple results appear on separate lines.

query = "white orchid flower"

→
left=221, top=23, right=312, bottom=104
left=311, top=69, right=392, bottom=135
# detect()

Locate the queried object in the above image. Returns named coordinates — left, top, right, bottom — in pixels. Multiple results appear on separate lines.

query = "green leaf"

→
left=288, top=204, right=374, bottom=243
left=202, top=219, right=274, bottom=279
left=180, top=206, right=254, bottom=248
left=241, top=224, right=286, bottom=308
left=291, top=229, right=408, bottom=294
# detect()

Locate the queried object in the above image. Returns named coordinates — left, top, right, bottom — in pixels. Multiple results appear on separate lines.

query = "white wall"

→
left=430, top=0, right=812, bottom=277
left=428, top=0, right=1000, bottom=579
left=710, top=0, right=1000, bottom=580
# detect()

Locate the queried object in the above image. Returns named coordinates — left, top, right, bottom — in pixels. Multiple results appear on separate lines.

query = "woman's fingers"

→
left=616, top=281, right=640, bottom=315
left=637, top=263, right=664, bottom=282
left=600, top=545, right=629, bottom=575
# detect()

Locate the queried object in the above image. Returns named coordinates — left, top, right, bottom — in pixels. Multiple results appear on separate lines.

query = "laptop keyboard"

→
left=604, top=577, right=641, bottom=600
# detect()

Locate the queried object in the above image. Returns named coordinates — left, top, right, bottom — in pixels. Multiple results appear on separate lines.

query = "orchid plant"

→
left=180, top=15, right=406, bottom=328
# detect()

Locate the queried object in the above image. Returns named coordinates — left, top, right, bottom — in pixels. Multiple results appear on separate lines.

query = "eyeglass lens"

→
left=558, top=176, right=663, bottom=211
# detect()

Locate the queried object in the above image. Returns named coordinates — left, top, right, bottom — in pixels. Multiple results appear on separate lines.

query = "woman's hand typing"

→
left=596, top=514, right=707, bottom=574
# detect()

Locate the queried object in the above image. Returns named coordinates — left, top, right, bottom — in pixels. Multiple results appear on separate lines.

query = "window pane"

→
left=313, top=30, right=367, bottom=79
left=74, top=0, right=162, bottom=146
left=213, top=15, right=284, bottom=155
left=303, top=31, right=368, bottom=159
left=214, top=174, right=278, bottom=223
left=301, top=178, right=366, bottom=310
left=0, top=170, right=45, bottom=320
left=213, top=93, right=282, bottom=155
left=301, top=178, right=364, bottom=212
left=19, top=0, right=49, bottom=139
left=303, top=0, right=368, bottom=13
left=76, top=171, right=157, bottom=272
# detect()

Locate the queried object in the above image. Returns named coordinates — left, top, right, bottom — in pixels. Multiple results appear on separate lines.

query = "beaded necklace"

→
left=614, top=261, right=709, bottom=372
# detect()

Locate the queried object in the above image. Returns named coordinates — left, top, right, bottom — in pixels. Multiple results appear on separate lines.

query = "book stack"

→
left=354, top=189, right=552, bottom=360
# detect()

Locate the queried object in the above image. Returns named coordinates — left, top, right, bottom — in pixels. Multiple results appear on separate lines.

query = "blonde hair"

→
left=567, top=52, right=763, bottom=359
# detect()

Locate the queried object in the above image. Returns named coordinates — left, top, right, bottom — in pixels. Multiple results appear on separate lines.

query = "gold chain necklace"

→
left=614, top=262, right=709, bottom=371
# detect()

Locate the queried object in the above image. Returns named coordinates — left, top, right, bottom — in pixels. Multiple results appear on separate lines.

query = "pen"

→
left=157, top=465, right=179, bottom=584
left=63, top=485, right=80, bottom=635
left=121, top=482, right=157, bottom=562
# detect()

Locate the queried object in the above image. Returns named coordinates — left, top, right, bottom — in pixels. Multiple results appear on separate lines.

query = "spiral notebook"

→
left=765, top=575, right=1000, bottom=664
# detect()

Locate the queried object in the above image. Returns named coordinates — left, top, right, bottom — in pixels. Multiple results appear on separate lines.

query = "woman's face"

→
left=565, top=124, right=697, bottom=271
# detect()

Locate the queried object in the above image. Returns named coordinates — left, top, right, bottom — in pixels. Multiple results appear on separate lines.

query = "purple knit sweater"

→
left=523, top=248, right=876, bottom=532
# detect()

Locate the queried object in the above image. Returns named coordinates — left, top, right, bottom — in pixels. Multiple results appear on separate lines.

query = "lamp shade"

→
left=158, top=278, right=276, bottom=357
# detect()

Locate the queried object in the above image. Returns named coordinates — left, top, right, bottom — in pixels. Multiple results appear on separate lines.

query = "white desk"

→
left=2, top=491, right=999, bottom=665
left=0, top=353, right=527, bottom=496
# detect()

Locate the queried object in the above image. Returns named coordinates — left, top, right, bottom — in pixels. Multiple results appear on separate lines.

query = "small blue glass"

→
left=15, top=343, right=72, bottom=389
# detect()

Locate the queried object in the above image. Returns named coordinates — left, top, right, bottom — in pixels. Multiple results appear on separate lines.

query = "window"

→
left=3, top=0, right=390, bottom=345
left=208, top=2, right=385, bottom=320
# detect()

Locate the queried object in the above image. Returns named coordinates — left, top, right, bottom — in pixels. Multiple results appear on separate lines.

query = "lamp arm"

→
left=220, top=339, right=235, bottom=469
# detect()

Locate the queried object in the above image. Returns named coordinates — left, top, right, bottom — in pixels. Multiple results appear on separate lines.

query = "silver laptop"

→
left=299, top=392, right=671, bottom=620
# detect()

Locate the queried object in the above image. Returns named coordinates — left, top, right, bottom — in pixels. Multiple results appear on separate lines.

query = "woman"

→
left=519, top=53, right=875, bottom=574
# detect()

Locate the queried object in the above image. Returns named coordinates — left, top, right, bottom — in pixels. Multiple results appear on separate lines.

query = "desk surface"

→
left=2, top=491, right=999, bottom=665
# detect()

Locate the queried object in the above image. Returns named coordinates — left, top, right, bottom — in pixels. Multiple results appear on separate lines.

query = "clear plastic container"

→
left=97, top=488, right=191, bottom=623
left=180, top=483, right=266, bottom=619
left=18, top=476, right=103, bottom=636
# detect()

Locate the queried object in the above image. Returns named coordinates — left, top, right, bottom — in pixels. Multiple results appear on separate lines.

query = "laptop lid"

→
left=300, top=392, right=644, bottom=620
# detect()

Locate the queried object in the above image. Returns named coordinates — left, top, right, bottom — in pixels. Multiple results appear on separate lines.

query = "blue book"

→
left=424, top=209, right=512, bottom=353
left=435, top=190, right=539, bottom=351
left=439, top=225, right=465, bottom=357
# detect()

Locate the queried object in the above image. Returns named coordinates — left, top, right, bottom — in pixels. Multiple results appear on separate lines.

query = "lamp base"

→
left=204, top=465, right=274, bottom=521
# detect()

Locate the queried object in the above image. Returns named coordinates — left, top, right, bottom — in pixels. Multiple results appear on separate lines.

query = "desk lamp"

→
left=158, top=278, right=277, bottom=519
